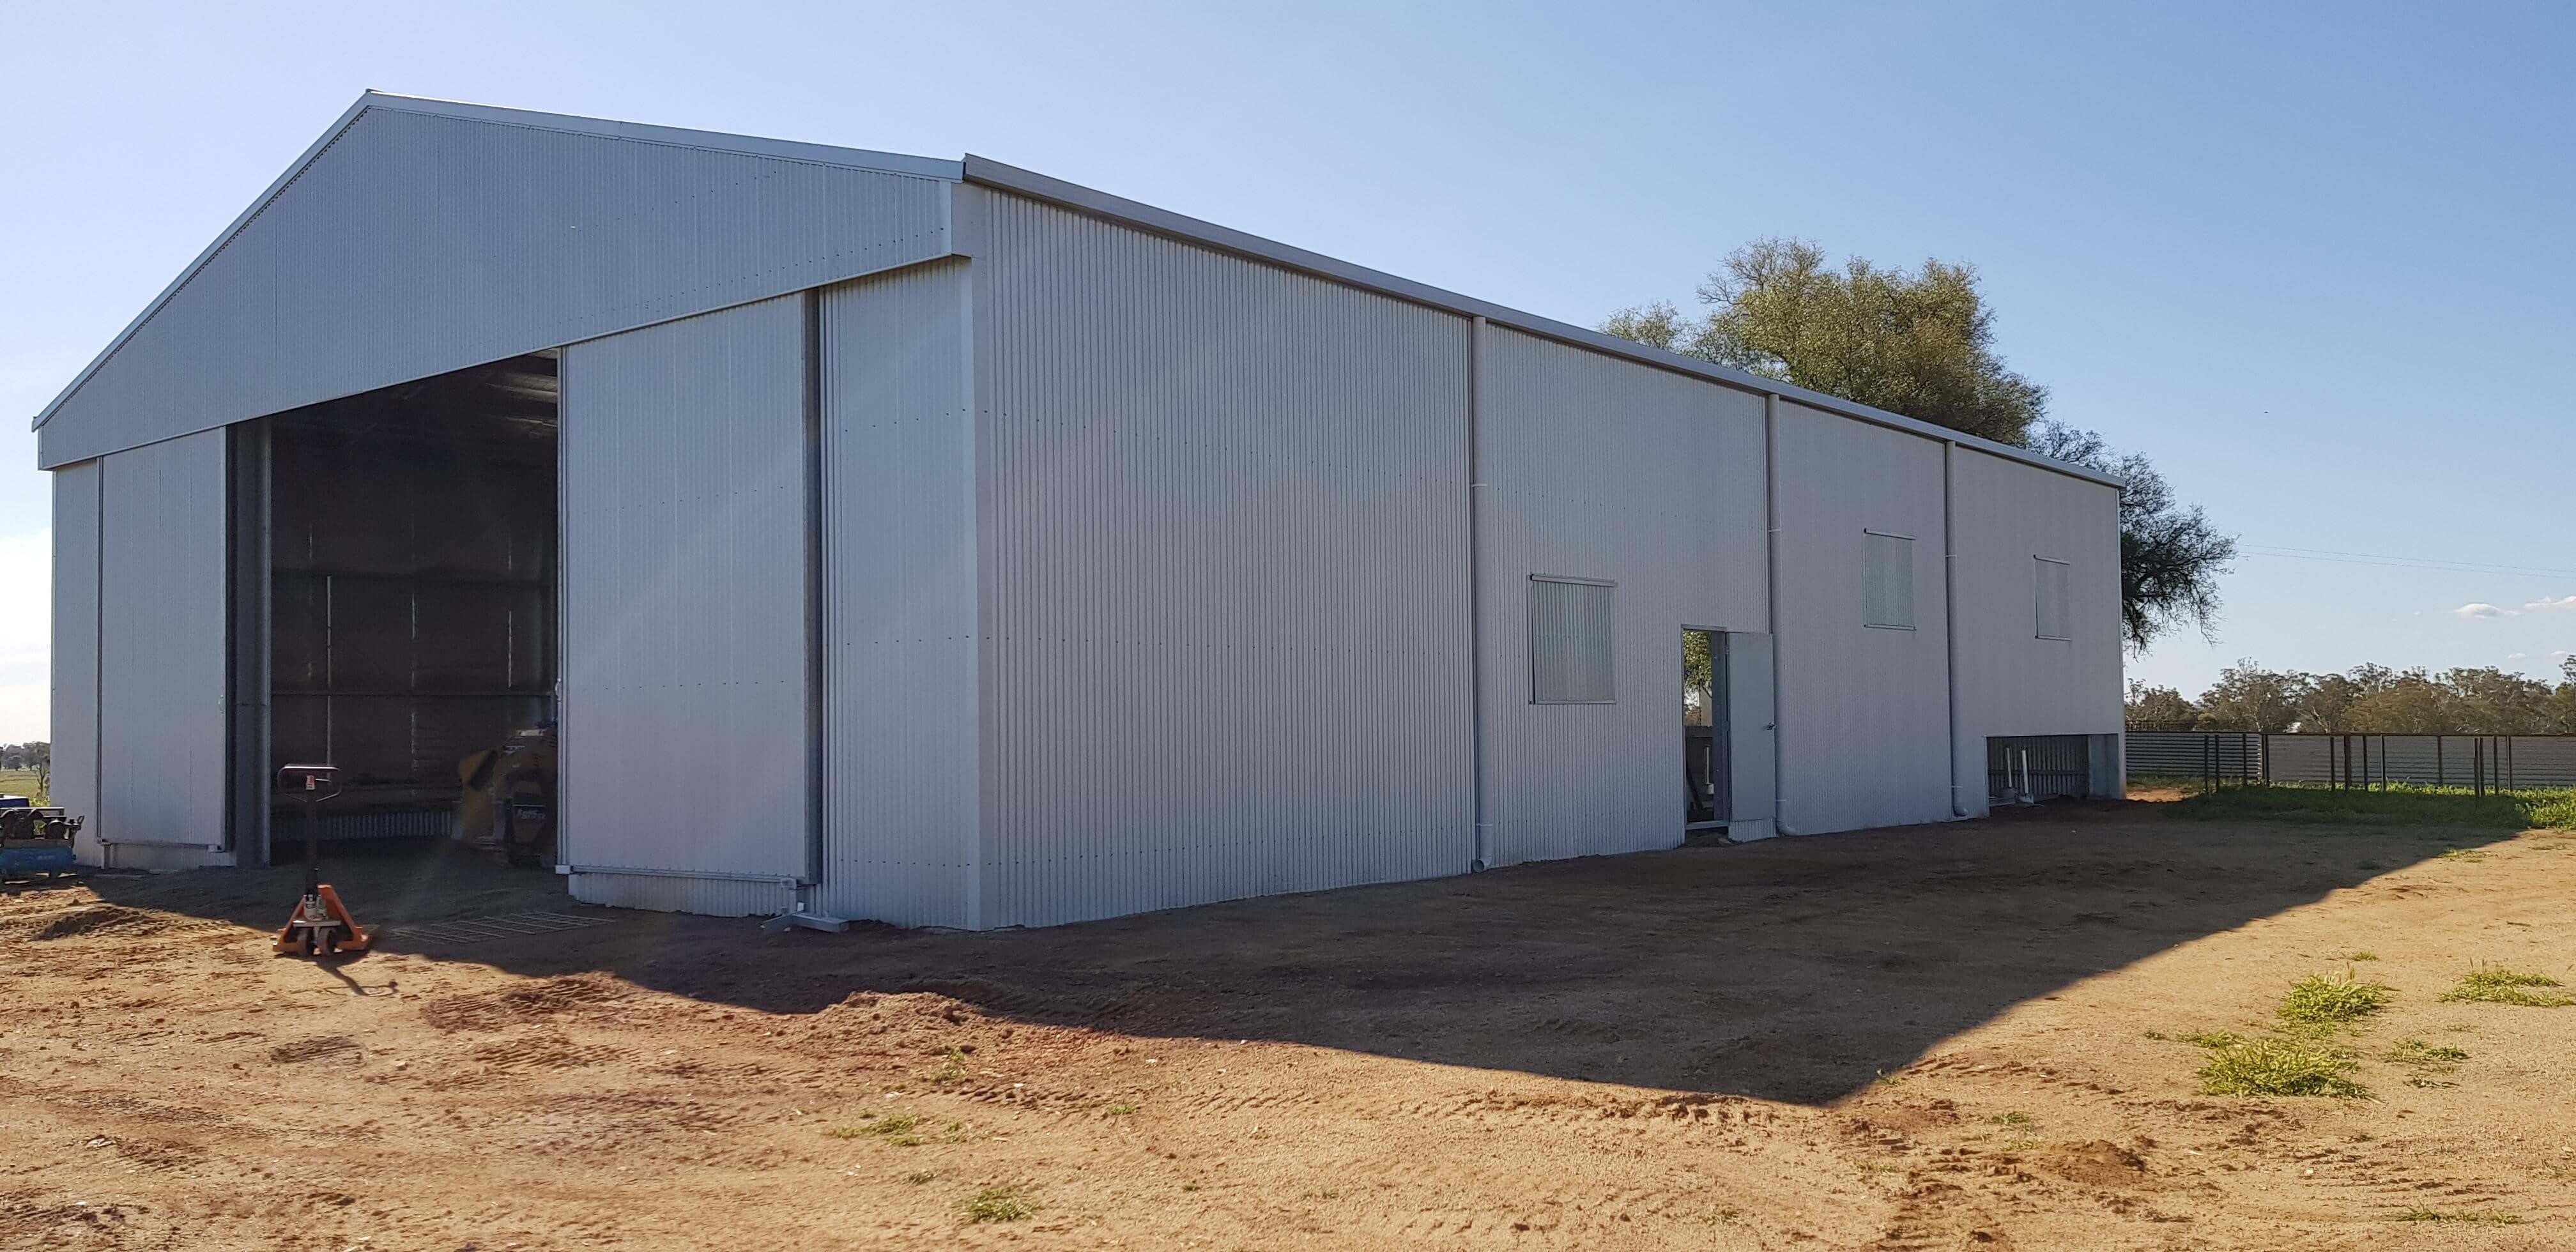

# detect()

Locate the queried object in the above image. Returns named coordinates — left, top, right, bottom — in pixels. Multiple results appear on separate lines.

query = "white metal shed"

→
left=38, top=93, right=2124, bottom=927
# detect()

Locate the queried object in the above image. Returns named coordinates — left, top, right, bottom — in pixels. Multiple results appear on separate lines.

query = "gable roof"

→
left=36, top=93, right=2116, bottom=489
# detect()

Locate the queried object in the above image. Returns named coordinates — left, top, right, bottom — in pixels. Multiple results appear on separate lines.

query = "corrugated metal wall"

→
left=1948, top=447, right=2125, bottom=816
left=816, top=261, right=979, bottom=928
left=96, top=430, right=233, bottom=855
left=560, top=294, right=810, bottom=913
left=1771, top=402, right=1953, bottom=834
left=50, top=462, right=102, bottom=862
left=977, top=195, right=1474, bottom=928
left=40, top=102, right=950, bottom=468
left=1474, top=326, right=1769, bottom=865
left=564, top=869, right=792, bottom=917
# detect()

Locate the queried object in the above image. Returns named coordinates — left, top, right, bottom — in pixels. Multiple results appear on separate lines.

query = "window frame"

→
left=1860, top=529, right=1917, bottom=632
left=1528, top=574, right=1617, bottom=705
left=2034, top=554, right=2073, bottom=641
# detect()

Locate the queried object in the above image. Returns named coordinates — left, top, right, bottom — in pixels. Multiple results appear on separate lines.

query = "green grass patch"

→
left=2440, top=966, right=2574, bottom=1007
left=963, top=1186, right=1032, bottom=1223
left=2162, top=781, right=2575, bottom=830
left=2341, top=951, right=2379, bottom=961
left=2277, top=973, right=2392, bottom=1028
left=1989, top=1111, right=2032, bottom=1126
left=1105, top=1102, right=1138, bottom=1116
left=0, top=767, right=46, bottom=805
left=2194, top=1035, right=2367, bottom=1097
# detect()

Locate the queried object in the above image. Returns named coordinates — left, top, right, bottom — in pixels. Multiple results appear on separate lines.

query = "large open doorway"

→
left=254, top=355, right=560, bottom=867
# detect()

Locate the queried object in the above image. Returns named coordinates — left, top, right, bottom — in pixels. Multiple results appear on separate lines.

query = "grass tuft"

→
left=2342, top=951, right=2379, bottom=961
left=2193, top=1035, right=2367, bottom=1098
left=2277, top=973, right=2391, bottom=1028
left=2440, top=966, right=2573, bottom=1007
left=825, top=1113, right=926, bottom=1145
left=963, top=1186, right=1032, bottom=1223
left=2382, top=1039, right=2468, bottom=1069
left=1105, top=1102, right=1139, bottom=1116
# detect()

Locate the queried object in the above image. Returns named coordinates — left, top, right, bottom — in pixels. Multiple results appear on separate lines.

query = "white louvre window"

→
left=2035, top=556, right=2072, bottom=641
left=1862, top=531, right=1915, bottom=630
left=1529, top=576, right=1615, bottom=703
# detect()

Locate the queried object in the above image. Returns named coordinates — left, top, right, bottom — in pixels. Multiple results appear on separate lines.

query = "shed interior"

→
left=263, top=355, right=558, bottom=862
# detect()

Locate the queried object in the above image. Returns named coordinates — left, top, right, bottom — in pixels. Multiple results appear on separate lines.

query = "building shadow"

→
left=63, top=799, right=2526, bottom=1106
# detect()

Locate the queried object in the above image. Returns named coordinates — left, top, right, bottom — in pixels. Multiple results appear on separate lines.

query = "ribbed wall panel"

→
left=1772, top=403, right=1952, bottom=834
left=1948, top=448, right=2125, bottom=817
left=816, top=261, right=977, bottom=928
left=1475, top=327, right=1769, bottom=866
left=979, top=195, right=1473, bottom=929
left=96, top=431, right=232, bottom=853
left=560, top=296, right=809, bottom=886
left=567, top=871, right=792, bottom=918
left=50, top=462, right=102, bottom=862
left=42, top=103, right=948, bottom=468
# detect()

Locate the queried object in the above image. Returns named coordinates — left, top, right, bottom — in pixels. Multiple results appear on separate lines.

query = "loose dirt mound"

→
left=0, top=903, right=173, bottom=942
left=2036, top=1139, right=2154, bottom=1188
left=419, top=973, right=626, bottom=1032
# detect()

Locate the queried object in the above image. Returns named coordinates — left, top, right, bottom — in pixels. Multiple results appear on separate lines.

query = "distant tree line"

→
left=2127, top=659, right=2576, bottom=735
left=0, top=742, right=47, bottom=771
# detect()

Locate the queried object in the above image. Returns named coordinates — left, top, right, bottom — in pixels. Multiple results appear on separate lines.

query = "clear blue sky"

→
left=2, top=1, right=2570, bottom=740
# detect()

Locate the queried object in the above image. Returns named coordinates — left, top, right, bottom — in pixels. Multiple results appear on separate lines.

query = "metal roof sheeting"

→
left=41, top=94, right=2117, bottom=494
left=37, top=95, right=949, bottom=467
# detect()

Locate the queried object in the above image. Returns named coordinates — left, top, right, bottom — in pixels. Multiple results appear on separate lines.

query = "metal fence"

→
left=2128, top=731, right=2576, bottom=792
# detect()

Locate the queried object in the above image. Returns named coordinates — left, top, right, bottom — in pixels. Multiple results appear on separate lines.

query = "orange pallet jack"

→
left=274, top=763, right=373, bottom=959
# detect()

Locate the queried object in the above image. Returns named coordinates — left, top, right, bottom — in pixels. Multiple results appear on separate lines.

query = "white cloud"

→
left=2453, top=602, right=2513, bottom=619
left=2506, top=652, right=2528, bottom=660
left=2525, top=593, right=2576, bottom=613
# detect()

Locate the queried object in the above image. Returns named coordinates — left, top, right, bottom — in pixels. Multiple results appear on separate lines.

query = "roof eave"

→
left=960, top=155, right=2124, bottom=491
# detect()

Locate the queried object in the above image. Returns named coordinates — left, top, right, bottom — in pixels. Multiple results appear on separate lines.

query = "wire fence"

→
left=2127, top=731, right=2576, bottom=793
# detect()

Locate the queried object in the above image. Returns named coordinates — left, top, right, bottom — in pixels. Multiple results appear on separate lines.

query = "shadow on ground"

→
left=49, top=800, right=2525, bottom=1105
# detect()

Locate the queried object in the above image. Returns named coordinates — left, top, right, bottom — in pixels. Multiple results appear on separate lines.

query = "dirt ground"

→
left=4, top=803, right=2574, bottom=1251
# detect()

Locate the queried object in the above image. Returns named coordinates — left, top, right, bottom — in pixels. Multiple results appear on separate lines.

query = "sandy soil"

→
left=4, top=804, right=2574, bottom=1250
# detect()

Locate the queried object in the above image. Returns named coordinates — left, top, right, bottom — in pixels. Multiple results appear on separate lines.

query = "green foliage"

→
left=1607, top=239, right=2047, bottom=445
left=2193, top=1035, right=2366, bottom=1097
left=2440, top=966, right=2573, bottom=1007
left=2027, top=422, right=2235, bottom=649
left=2141, top=657, right=2576, bottom=735
left=1682, top=629, right=1715, bottom=726
left=1604, top=238, right=2235, bottom=651
left=2163, top=782, right=2575, bottom=830
left=963, top=1186, right=1032, bottom=1223
left=2276, top=973, right=2391, bottom=1028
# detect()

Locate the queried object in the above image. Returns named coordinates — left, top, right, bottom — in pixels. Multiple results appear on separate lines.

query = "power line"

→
left=2238, top=544, right=2576, bottom=581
